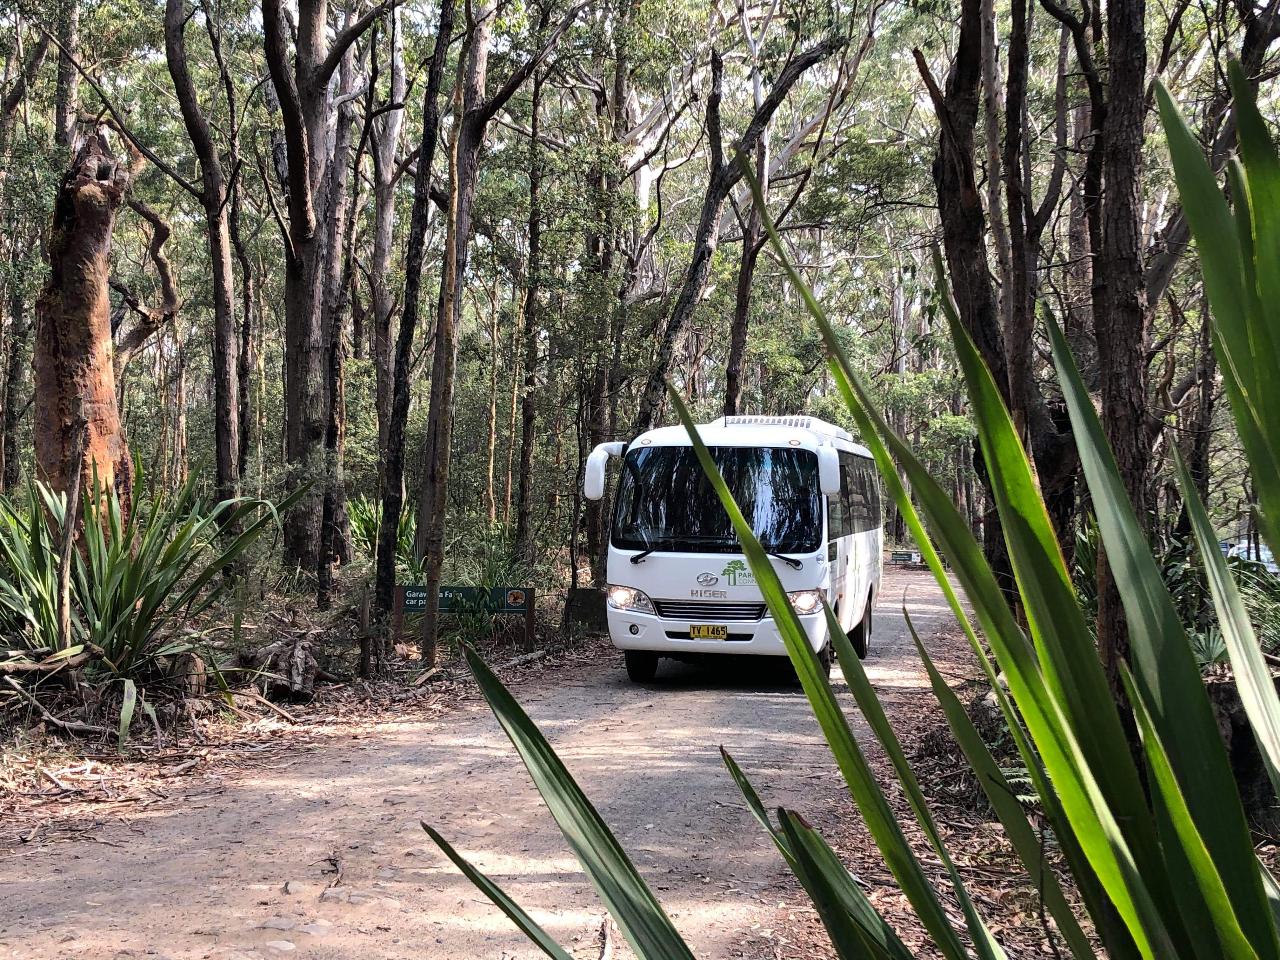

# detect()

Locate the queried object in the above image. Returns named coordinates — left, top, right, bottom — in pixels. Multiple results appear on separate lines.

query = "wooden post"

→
left=392, top=584, right=405, bottom=649
left=524, top=588, right=535, bottom=652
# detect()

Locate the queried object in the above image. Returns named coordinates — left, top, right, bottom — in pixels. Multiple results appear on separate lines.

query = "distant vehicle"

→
left=1227, top=541, right=1279, bottom=575
left=584, top=415, right=883, bottom=682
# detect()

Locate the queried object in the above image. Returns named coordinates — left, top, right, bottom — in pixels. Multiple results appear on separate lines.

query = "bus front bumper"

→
left=607, top=608, right=828, bottom=657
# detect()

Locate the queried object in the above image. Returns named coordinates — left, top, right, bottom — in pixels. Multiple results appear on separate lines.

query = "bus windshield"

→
left=611, top=446, right=821, bottom=553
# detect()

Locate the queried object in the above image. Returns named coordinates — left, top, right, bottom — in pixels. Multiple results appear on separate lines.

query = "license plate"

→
left=689, top=624, right=728, bottom=640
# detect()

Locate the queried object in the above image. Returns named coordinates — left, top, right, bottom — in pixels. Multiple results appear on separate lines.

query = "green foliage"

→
left=420, top=72, right=1280, bottom=959
left=348, top=495, right=416, bottom=574
left=0, top=471, right=301, bottom=682
left=1074, top=519, right=1280, bottom=660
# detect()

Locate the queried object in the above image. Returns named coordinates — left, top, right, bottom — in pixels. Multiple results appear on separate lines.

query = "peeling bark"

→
left=34, top=130, right=133, bottom=513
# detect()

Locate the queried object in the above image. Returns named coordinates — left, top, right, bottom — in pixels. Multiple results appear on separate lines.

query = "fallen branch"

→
left=38, top=766, right=79, bottom=793
left=497, top=650, right=546, bottom=671
left=0, top=643, right=104, bottom=676
left=238, top=688, right=298, bottom=724
left=3, top=676, right=110, bottom=738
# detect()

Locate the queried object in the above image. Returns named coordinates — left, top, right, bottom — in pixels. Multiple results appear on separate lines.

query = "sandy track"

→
left=1, top=569, right=951, bottom=960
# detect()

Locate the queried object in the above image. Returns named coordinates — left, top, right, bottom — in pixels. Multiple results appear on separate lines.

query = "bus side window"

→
left=841, top=453, right=865, bottom=533
left=828, top=490, right=845, bottom=541
left=866, top=463, right=882, bottom=527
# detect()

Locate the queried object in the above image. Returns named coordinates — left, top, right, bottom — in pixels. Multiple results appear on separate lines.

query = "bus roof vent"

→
left=709, top=415, right=853, bottom=442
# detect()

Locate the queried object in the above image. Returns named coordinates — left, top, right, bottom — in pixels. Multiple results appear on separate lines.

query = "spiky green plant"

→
left=349, top=494, right=416, bottom=568
left=422, top=64, right=1280, bottom=959
left=0, top=470, right=304, bottom=681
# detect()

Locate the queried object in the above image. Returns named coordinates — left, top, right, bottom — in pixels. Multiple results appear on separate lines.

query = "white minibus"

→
left=584, top=415, right=883, bottom=682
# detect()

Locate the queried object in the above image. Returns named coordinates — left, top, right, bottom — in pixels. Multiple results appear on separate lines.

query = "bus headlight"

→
left=607, top=585, right=655, bottom=614
left=787, top=589, right=824, bottom=616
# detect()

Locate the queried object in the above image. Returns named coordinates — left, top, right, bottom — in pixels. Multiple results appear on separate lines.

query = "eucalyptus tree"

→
left=164, top=0, right=240, bottom=506
left=261, top=0, right=394, bottom=569
left=415, top=0, right=585, bottom=665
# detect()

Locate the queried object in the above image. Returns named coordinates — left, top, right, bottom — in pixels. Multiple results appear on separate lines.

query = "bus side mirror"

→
left=817, top=447, right=841, bottom=496
left=584, top=442, right=624, bottom=500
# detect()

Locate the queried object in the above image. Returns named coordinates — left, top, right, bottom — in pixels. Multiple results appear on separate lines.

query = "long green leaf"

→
left=776, top=809, right=896, bottom=959
left=1047, top=312, right=1280, bottom=959
left=903, top=611, right=1095, bottom=960
left=422, top=822, right=574, bottom=960
left=1176, top=452, right=1280, bottom=794
left=1156, top=75, right=1280, bottom=553
left=459, top=643, right=695, bottom=960
left=825, top=604, right=1007, bottom=960
left=668, top=388, right=974, bottom=960
left=721, top=749, right=913, bottom=960
left=1122, top=668, right=1262, bottom=960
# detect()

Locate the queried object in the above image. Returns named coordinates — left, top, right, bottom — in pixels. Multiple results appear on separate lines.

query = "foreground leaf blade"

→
left=1176, top=453, right=1280, bottom=794
left=721, top=749, right=913, bottom=960
left=1047, top=312, right=1280, bottom=959
left=422, top=822, right=574, bottom=960
left=903, top=612, right=1095, bottom=960
left=460, top=644, right=695, bottom=960
left=669, top=387, right=973, bottom=960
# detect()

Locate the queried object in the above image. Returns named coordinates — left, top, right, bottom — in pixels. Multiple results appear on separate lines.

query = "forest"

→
left=5, top=0, right=1280, bottom=956
left=0, top=0, right=1271, bottom=645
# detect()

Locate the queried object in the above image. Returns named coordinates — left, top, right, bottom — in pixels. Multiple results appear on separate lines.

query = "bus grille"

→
left=652, top=599, right=768, bottom=621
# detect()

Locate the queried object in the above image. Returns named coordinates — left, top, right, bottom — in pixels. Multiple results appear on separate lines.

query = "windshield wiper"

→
left=630, top=547, right=658, bottom=564
left=763, top=549, right=804, bottom=570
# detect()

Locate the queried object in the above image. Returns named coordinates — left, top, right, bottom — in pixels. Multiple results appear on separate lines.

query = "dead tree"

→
left=34, top=130, right=134, bottom=513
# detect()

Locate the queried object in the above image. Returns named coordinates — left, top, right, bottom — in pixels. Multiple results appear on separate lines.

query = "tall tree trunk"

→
left=2, top=286, right=31, bottom=491
left=374, top=0, right=456, bottom=621
left=416, top=2, right=582, bottom=661
left=1065, top=100, right=1098, bottom=390
left=723, top=136, right=767, bottom=417
left=371, top=8, right=407, bottom=462
left=262, top=0, right=384, bottom=571
left=1093, top=0, right=1149, bottom=695
left=316, top=37, right=359, bottom=608
left=165, top=0, right=240, bottom=506
left=53, top=0, right=79, bottom=149
left=416, top=19, right=491, bottom=667
left=484, top=291, right=499, bottom=525
left=34, top=131, right=133, bottom=511
left=914, top=7, right=1016, bottom=600
left=231, top=189, right=256, bottom=480
left=513, top=71, right=544, bottom=563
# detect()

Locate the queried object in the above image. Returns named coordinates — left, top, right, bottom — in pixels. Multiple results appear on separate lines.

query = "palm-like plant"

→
left=423, top=66, right=1280, bottom=959
left=0, top=470, right=303, bottom=681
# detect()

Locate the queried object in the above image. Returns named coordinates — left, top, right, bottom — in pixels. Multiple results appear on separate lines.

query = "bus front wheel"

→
left=850, top=601, right=873, bottom=660
left=625, top=650, right=659, bottom=683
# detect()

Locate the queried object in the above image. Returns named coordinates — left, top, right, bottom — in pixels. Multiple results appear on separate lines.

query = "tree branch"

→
left=37, top=24, right=202, bottom=198
left=319, top=0, right=401, bottom=86
left=477, top=1, right=588, bottom=127
left=734, top=36, right=845, bottom=163
left=262, top=0, right=314, bottom=236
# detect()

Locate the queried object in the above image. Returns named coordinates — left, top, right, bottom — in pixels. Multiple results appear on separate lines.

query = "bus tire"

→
left=817, top=643, right=834, bottom=676
left=850, top=601, right=872, bottom=660
left=625, top=650, right=659, bottom=683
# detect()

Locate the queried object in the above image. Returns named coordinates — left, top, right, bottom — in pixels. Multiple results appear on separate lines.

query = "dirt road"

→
left=1, top=569, right=952, bottom=960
